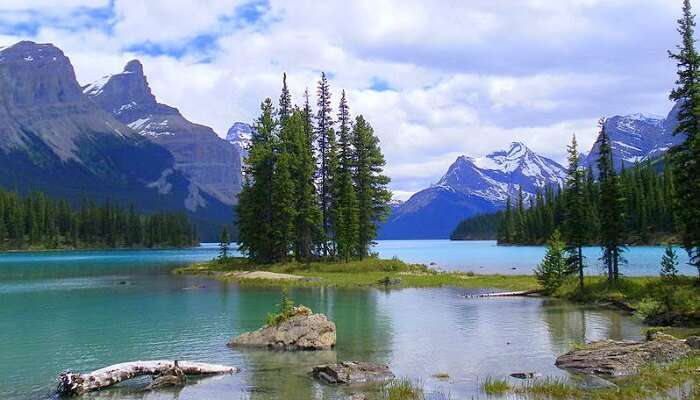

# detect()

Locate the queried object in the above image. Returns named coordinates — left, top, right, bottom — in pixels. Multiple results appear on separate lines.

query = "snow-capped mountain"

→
left=226, top=122, right=253, bottom=164
left=583, top=104, right=684, bottom=171
left=84, top=60, right=242, bottom=207
left=380, top=142, right=566, bottom=239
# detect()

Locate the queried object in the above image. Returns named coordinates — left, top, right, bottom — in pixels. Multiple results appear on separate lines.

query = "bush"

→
left=265, top=288, right=296, bottom=326
left=534, top=230, right=570, bottom=295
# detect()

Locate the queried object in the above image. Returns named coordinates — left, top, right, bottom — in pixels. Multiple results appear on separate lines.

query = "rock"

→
left=348, top=394, right=368, bottom=400
left=578, top=375, right=617, bottom=390
left=228, top=306, right=335, bottom=350
left=686, top=336, right=700, bottom=349
left=312, top=361, right=394, bottom=385
left=555, top=336, right=692, bottom=376
left=510, top=372, right=541, bottom=379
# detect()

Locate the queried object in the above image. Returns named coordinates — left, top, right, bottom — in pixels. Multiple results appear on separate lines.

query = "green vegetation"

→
left=383, top=378, right=425, bottom=400
left=481, top=377, right=510, bottom=395
left=237, top=73, right=390, bottom=264
left=265, top=289, right=296, bottom=326
left=484, top=354, right=700, bottom=400
left=670, top=0, right=700, bottom=280
left=534, top=230, right=569, bottom=295
left=0, top=188, right=196, bottom=250
left=449, top=212, right=500, bottom=240
left=555, top=275, right=700, bottom=326
left=175, top=257, right=539, bottom=291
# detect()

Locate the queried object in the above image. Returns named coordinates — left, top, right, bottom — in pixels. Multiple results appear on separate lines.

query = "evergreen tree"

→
left=270, top=151, right=296, bottom=261
left=669, top=0, right=700, bottom=279
left=564, top=134, right=587, bottom=290
left=660, top=244, right=680, bottom=282
left=534, top=230, right=569, bottom=295
left=353, top=115, right=391, bottom=257
left=237, top=99, right=277, bottom=263
left=334, top=91, right=359, bottom=260
left=279, top=72, right=292, bottom=122
left=597, top=120, right=626, bottom=282
left=316, top=72, right=334, bottom=255
left=218, top=227, right=230, bottom=261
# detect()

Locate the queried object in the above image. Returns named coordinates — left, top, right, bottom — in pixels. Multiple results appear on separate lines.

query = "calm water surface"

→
left=0, top=241, right=673, bottom=399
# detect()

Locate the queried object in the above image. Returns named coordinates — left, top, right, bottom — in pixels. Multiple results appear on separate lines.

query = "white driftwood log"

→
left=56, top=360, right=237, bottom=395
left=466, top=289, right=540, bottom=298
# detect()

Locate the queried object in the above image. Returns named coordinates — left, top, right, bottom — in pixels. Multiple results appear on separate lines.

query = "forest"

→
left=451, top=157, right=675, bottom=245
left=0, top=189, right=197, bottom=250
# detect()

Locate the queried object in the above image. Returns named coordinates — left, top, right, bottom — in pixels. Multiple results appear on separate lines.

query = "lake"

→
left=0, top=240, right=686, bottom=399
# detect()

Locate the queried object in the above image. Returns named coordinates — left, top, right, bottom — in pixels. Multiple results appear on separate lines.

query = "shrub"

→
left=534, top=230, right=570, bottom=295
left=265, top=288, right=296, bottom=326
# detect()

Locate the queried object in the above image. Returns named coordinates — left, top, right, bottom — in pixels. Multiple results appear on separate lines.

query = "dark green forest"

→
left=0, top=188, right=197, bottom=250
left=451, top=158, right=675, bottom=245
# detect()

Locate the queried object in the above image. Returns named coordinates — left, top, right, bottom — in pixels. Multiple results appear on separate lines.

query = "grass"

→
left=175, top=256, right=539, bottom=291
left=383, top=378, right=425, bottom=400
left=484, top=354, right=700, bottom=400
left=555, top=275, right=700, bottom=327
left=482, top=377, right=510, bottom=395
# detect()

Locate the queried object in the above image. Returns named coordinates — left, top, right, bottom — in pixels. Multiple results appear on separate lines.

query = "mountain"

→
left=583, top=104, right=684, bottom=171
left=0, top=41, right=231, bottom=241
left=84, top=60, right=241, bottom=206
left=380, top=142, right=566, bottom=239
left=226, top=122, right=253, bottom=164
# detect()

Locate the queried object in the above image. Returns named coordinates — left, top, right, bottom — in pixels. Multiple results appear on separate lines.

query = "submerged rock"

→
left=510, top=372, right=541, bottom=379
left=555, top=335, right=692, bottom=376
left=145, top=363, right=186, bottom=390
left=312, top=361, right=394, bottom=385
left=228, top=306, right=336, bottom=350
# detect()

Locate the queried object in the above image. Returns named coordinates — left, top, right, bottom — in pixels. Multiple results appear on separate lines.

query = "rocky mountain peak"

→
left=123, top=59, right=144, bottom=74
left=0, top=41, right=83, bottom=107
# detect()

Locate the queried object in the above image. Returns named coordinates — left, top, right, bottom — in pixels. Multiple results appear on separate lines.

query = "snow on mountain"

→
left=583, top=107, right=684, bottom=171
left=380, top=142, right=565, bottom=239
left=226, top=122, right=253, bottom=163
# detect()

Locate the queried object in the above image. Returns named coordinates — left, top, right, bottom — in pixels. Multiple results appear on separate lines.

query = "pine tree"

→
left=597, top=120, right=626, bottom=282
left=334, top=91, right=359, bottom=260
left=564, top=134, right=587, bottom=290
left=237, top=99, right=277, bottom=263
left=534, top=230, right=569, bottom=295
left=218, top=227, right=230, bottom=261
left=279, top=72, right=292, bottom=123
left=270, top=151, right=296, bottom=261
left=353, top=115, right=391, bottom=257
left=316, top=72, right=334, bottom=255
left=287, top=110, right=322, bottom=261
left=660, top=244, right=679, bottom=282
left=669, top=0, right=700, bottom=279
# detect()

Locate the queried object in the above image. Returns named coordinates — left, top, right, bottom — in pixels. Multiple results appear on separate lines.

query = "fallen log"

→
left=56, top=360, right=238, bottom=395
left=465, top=289, right=540, bottom=298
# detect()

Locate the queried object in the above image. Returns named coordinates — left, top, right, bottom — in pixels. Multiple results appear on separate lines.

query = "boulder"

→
left=686, top=336, right=700, bottom=349
left=228, top=306, right=335, bottom=351
left=312, top=362, right=395, bottom=385
left=555, top=336, right=692, bottom=376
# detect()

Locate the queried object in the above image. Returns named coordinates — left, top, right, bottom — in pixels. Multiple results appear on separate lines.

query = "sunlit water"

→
left=0, top=240, right=683, bottom=399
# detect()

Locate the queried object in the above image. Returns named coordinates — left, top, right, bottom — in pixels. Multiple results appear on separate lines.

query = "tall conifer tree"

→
left=316, top=73, right=334, bottom=255
left=564, top=134, right=587, bottom=290
left=353, top=116, right=391, bottom=257
left=669, top=0, right=700, bottom=279
left=597, top=120, right=626, bottom=282
left=335, top=91, right=359, bottom=260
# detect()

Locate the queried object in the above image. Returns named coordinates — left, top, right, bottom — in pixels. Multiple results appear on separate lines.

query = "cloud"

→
left=0, top=0, right=683, bottom=198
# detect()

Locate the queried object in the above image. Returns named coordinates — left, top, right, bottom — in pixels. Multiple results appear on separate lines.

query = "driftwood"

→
left=56, top=360, right=237, bottom=395
left=465, top=289, right=540, bottom=298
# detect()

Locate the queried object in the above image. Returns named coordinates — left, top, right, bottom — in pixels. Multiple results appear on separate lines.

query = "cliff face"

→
left=85, top=60, right=242, bottom=205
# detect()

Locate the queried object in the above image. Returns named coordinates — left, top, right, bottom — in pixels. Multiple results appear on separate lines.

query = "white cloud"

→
left=0, top=0, right=682, bottom=199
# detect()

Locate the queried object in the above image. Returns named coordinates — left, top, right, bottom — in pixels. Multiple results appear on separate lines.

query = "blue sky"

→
left=0, top=0, right=684, bottom=200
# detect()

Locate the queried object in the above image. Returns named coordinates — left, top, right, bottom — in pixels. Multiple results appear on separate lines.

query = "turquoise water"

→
left=0, top=240, right=681, bottom=399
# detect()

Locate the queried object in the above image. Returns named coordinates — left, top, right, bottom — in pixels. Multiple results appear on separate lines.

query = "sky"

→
left=0, top=0, right=684, bottom=201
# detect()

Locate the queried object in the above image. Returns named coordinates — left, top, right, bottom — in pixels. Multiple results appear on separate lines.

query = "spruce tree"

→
left=270, top=151, right=296, bottom=262
left=335, top=91, right=359, bottom=260
left=564, top=134, right=587, bottom=290
left=660, top=244, right=679, bottom=282
left=218, top=227, right=230, bottom=261
left=534, top=230, right=569, bottom=295
left=597, top=120, right=626, bottom=282
left=279, top=72, right=292, bottom=123
left=316, top=73, right=334, bottom=256
left=237, top=99, right=277, bottom=263
left=669, top=0, right=700, bottom=279
left=353, top=115, right=391, bottom=257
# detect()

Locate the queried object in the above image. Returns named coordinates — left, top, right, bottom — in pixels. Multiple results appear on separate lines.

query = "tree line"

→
left=0, top=189, right=197, bottom=250
left=236, top=73, right=391, bottom=264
